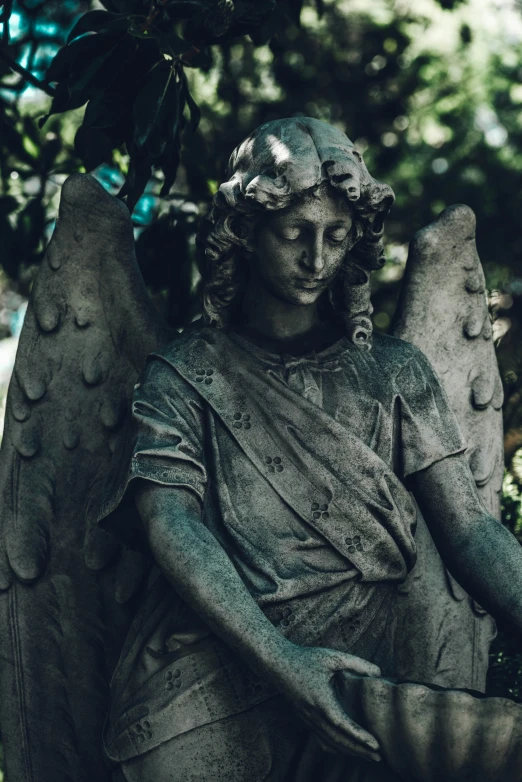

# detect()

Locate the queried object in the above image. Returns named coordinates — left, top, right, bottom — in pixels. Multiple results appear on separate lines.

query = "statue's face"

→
left=248, top=185, right=353, bottom=307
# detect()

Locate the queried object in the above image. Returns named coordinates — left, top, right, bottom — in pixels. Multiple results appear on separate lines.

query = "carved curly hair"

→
left=197, top=118, right=395, bottom=348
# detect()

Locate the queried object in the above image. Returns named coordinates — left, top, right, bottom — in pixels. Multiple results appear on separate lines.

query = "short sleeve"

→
left=128, top=356, right=207, bottom=500
left=98, top=354, right=207, bottom=547
left=397, top=347, right=467, bottom=479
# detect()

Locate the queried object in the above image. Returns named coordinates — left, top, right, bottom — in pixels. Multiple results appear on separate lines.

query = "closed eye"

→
left=327, top=230, right=349, bottom=244
left=279, top=228, right=301, bottom=241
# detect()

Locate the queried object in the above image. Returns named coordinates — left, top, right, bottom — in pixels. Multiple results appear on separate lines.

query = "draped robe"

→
left=99, top=327, right=466, bottom=764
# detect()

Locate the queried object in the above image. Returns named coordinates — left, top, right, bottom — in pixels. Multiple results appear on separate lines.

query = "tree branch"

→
left=0, top=47, right=55, bottom=96
left=1, top=0, right=13, bottom=46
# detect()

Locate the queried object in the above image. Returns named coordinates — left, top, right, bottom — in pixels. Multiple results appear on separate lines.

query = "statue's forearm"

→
left=134, top=481, right=296, bottom=686
left=441, top=516, right=522, bottom=634
left=135, top=480, right=383, bottom=763
left=411, top=453, right=522, bottom=635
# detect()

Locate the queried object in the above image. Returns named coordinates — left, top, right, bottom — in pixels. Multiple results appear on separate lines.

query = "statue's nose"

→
left=303, top=234, right=326, bottom=273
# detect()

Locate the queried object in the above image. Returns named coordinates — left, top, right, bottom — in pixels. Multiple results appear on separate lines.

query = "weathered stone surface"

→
left=393, top=204, right=503, bottom=692
left=340, top=673, right=522, bottom=782
left=0, top=120, right=517, bottom=782
left=0, top=173, right=170, bottom=782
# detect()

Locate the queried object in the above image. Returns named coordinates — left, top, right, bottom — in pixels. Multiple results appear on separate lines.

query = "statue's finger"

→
left=323, top=699, right=380, bottom=753
left=309, top=717, right=381, bottom=763
left=325, top=649, right=381, bottom=678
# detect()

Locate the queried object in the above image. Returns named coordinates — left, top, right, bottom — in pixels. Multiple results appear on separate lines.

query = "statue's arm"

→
left=135, top=480, right=381, bottom=763
left=410, top=453, right=522, bottom=633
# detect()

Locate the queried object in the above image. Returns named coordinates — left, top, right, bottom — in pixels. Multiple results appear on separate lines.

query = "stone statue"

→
left=0, top=117, right=517, bottom=782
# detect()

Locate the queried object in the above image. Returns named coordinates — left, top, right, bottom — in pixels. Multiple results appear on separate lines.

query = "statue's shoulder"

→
left=371, top=331, right=426, bottom=373
left=151, top=323, right=228, bottom=368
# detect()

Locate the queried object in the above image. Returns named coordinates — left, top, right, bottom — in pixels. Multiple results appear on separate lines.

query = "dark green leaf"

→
left=41, top=81, right=90, bottom=123
left=66, top=10, right=121, bottom=44
left=69, top=35, right=122, bottom=99
left=145, top=131, right=167, bottom=159
left=181, top=69, right=200, bottom=131
left=80, top=34, right=138, bottom=94
left=74, top=126, right=114, bottom=170
left=142, top=73, right=181, bottom=158
left=165, top=75, right=183, bottom=142
left=46, top=34, right=107, bottom=83
left=45, top=44, right=75, bottom=83
left=133, top=61, right=174, bottom=148
left=83, top=92, right=128, bottom=130
left=120, top=144, right=153, bottom=213
left=159, top=143, right=181, bottom=197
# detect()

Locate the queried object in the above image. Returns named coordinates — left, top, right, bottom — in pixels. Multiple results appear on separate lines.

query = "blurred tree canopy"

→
left=2, top=0, right=522, bottom=702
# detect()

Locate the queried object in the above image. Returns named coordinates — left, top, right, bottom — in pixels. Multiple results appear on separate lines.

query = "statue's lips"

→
left=294, top=277, right=328, bottom=289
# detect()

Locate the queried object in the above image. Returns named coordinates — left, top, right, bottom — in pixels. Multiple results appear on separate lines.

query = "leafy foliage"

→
left=0, top=0, right=323, bottom=295
left=2, top=0, right=522, bottom=397
left=28, top=0, right=312, bottom=210
left=0, top=92, right=73, bottom=291
left=2, top=0, right=522, bottom=736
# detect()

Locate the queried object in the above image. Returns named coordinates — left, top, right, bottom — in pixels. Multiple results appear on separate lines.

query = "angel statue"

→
left=0, top=116, right=517, bottom=782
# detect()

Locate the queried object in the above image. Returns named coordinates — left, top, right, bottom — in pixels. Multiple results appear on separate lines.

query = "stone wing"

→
left=0, top=174, right=170, bottom=782
left=392, top=204, right=503, bottom=691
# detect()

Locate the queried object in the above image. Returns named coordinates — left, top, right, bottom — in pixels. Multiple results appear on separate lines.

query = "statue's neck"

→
left=237, top=278, right=339, bottom=355
left=239, top=278, right=320, bottom=340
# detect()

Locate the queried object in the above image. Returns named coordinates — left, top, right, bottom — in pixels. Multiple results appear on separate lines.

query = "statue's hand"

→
left=272, top=644, right=381, bottom=763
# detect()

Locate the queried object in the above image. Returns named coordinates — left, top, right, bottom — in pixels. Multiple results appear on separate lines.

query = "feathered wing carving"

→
left=392, top=204, right=504, bottom=691
left=0, top=174, right=170, bottom=782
